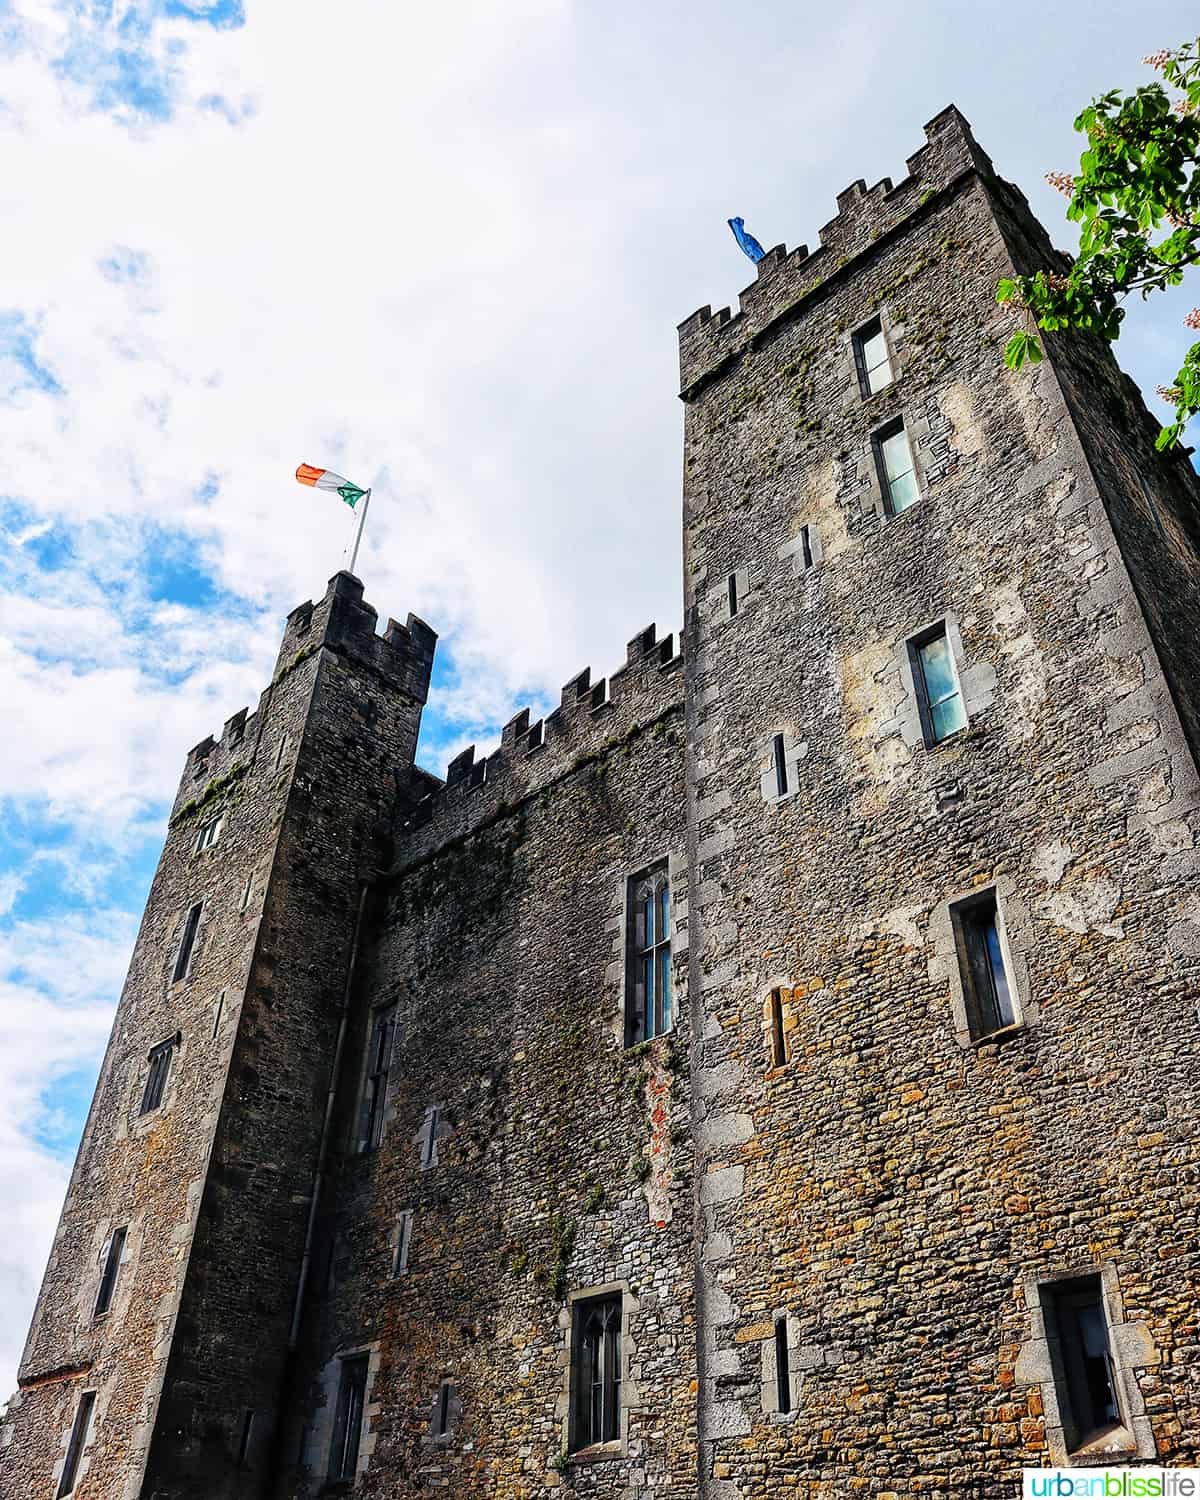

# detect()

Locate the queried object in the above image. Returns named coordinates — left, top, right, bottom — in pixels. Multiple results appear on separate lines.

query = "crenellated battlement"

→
left=396, top=621, right=685, bottom=862
left=677, top=105, right=992, bottom=396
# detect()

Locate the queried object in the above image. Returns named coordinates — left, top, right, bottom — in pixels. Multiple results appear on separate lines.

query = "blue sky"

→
left=1, top=0, right=1195, bottom=1397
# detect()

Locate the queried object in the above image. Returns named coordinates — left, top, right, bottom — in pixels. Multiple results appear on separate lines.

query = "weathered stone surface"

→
left=3, top=104, right=1200, bottom=1500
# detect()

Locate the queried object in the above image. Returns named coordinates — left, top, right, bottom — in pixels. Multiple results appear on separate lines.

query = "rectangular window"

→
left=768, top=990, right=786, bottom=1067
left=570, top=1294, right=621, bottom=1451
left=727, top=573, right=739, bottom=617
left=421, top=1106, right=440, bottom=1169
left=212, top=991, right=225, bottom=1038
left=93, top=1226, right=127, bottom=1317
left=393, top=1209, right=414, bottom=1276
left=274, top=736, right=288, bottom=770
left=173, top=902, right=202, bottom=982
left=1046, top=1277, right=1122, bottom=1451
left=195, top=815, right=222, bottom=852
left=57, top=1391, right=96, bottom=1497
left=625, top=865, right=671, bottom=1046
left=875, top=418, right=919, bottom=514
left=359, top=1006, right=396, bottom=1152
left=911, top=625, right=967, bottom=744
left=328, top=1355, right=368, bottom=1482
left=854, top=317, right=894, bottom=395
left=772, top=734, right=789, bottom=799
left=952, top=890, right=1016, bottom=1039
left=799, top=524, right=814, bottom=571
left=239, top=874, right=253, bottom=911
left=775, top=1314, right=792, bottom=1414
left=140, top=1038, right=175, bottom=1116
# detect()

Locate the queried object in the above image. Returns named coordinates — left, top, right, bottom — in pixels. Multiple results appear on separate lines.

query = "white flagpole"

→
left=348, top=488, right=371, bottom=576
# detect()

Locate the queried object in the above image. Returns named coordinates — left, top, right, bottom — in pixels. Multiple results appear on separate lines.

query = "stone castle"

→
left=4, top=106, right=1200, bottom=1500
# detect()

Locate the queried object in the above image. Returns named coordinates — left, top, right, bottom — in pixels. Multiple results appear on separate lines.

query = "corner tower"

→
left=679, top=108, right=1200, bottom=1494
left=1, top=574, right=435, bottom=1500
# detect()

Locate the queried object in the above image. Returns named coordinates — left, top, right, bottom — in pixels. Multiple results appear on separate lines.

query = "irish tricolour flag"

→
left=295, top=463, right=367, bottom=509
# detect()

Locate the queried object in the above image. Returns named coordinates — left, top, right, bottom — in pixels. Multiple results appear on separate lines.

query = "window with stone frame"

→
left=1045, top=1275, right=1127, bottom=1455
left=853, top=317, right=894, bottom=395
left=172, top=902, right=202, bottom=982
left=328, top=1354, right=368, bottom=1484
left=625, top=864, right=672, bottom=1046
left=873, top=417, right=919, bottom=514
left=909, top=623, right=967, bottom=745
left=139, top=1036, right=177, bottom=1116
left=358, top=1004, right=397, bottom=1152
left=195, top=814, right=222, bottom=853
left=93, top=1226, right=127, bottom=1317
left=950, top=889, right=1017, bottom=1039
left=57, top=1390, right=96, bottom=1497
left=569, top=1293, right=622, bottom=1452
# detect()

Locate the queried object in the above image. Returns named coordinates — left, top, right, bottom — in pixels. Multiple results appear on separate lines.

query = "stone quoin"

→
left=3, top=106, right=1199, bottom=1499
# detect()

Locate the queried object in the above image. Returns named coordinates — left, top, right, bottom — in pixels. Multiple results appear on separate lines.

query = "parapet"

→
left=273, top=571, right=437, bottom=704
left=678, top=105, right=993, bottom=396
left=396, top=621, right=685, bottom=863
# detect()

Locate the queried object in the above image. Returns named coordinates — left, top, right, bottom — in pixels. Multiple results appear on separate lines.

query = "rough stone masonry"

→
left=2, top=105, right=1198, bottom=1500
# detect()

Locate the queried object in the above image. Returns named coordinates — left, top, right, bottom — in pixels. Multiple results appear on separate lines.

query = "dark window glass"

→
left=953, top=891, right=1016, bottom=1038
left=854, top=318, right=894, bottom=395
left=393, top=1210, right=414, bottom=1276
left=140, top=1038, right=175, bottom=1116
left=57, top=1391, right=96, bottom=1497
left=768, top=991, right=786, bottom=1067
left=775, top=1315, right=791, bottom=1413
left=570, top=1295, right=621, bottom=1451
left=912, top=627, right=966, bottom=743
left=875, top=419, right=918, bottom=514
left=1048, top=1278, right=1122, bottom=1449
left=328, top=1355, right=368, bottom=1482
left=421, top=1106, right=440, bottom=1169
left=626, top=866, right=671, bottom=1045
left=359, top=1006, right=396, bottom=1152
left=94, top=1226, right=127, bottom=1317
left=173, top=903, right=202, bottom=981
left=727, top=573, right=739, bottom=617
left=800, top=524, right=814, bottom=570
left=772, top=734, right=789, bottom=798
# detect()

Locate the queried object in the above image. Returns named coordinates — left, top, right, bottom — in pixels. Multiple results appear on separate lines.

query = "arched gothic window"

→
left=570, top=1294, right=622, bottom=1450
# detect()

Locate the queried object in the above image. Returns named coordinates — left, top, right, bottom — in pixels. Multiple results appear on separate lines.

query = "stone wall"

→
left=678, top=106, right=1200, bottom=1498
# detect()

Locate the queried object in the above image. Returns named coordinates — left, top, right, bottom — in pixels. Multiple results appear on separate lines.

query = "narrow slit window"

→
left=421, top=1106, right=440, bottom=1169
left=775, top=1315, right=792, bottom=1414
left=237, top=1409, right=256, bottom=1467
left=727, top=573, right=739, bottom=617
left=139, top=1037, right=176, bottom=1116
left=57, top=1391, right=96, bottom=1497
left=93, top=1226, right=127, bottom=1317
left=173, top=902, right=202, bottom=982
left=952, top=890, right=1016, bottom=1039
left=359, top=1005, right=396, bottom=1152
left=854, top=318, right=894, bottom=395
left=772, top=734, right=789, bottom=798
left=196, top=815, right=222, bottom=852
left=626, top=865, right=671, bottom=1046
left=570, top=1294, right=621, bottom=1451
left=434, top=1380, right=453, bottom=1439
left=328, top=1355, right=368, bottom=1482
left=876, top=419, right=919, bottom=514
left=799, top=524, right=814, bottom=570
left=912, top=626, right=967, bottom=744
left=768, top=991, right=786, bottom=1067
left=274, top=736, right=288, bottom=770
left=212, top=992, right=225, bottom=1038
left=239, top=874, right=253, bottom=911
left=1046, top=1277, right=1123, bottom=1452
left=393, top=1209, right=414, bottom=1276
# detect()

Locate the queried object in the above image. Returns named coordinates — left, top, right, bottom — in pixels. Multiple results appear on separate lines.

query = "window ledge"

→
left=1068, top=1423, right=1138, bottom=1466
left=970, top=1022, right=1025, bottom=1050
left=567, top=1440, right=625, bottom=1466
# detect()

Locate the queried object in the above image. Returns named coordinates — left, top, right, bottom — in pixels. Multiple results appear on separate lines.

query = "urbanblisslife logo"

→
left=1023, top=1470, right=1200, bottom=1497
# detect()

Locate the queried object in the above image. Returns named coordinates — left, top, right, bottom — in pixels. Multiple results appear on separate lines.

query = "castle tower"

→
left=679, top=106, right=1200, bottom=1493
left=0, top=574, right=435, bottom=1500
